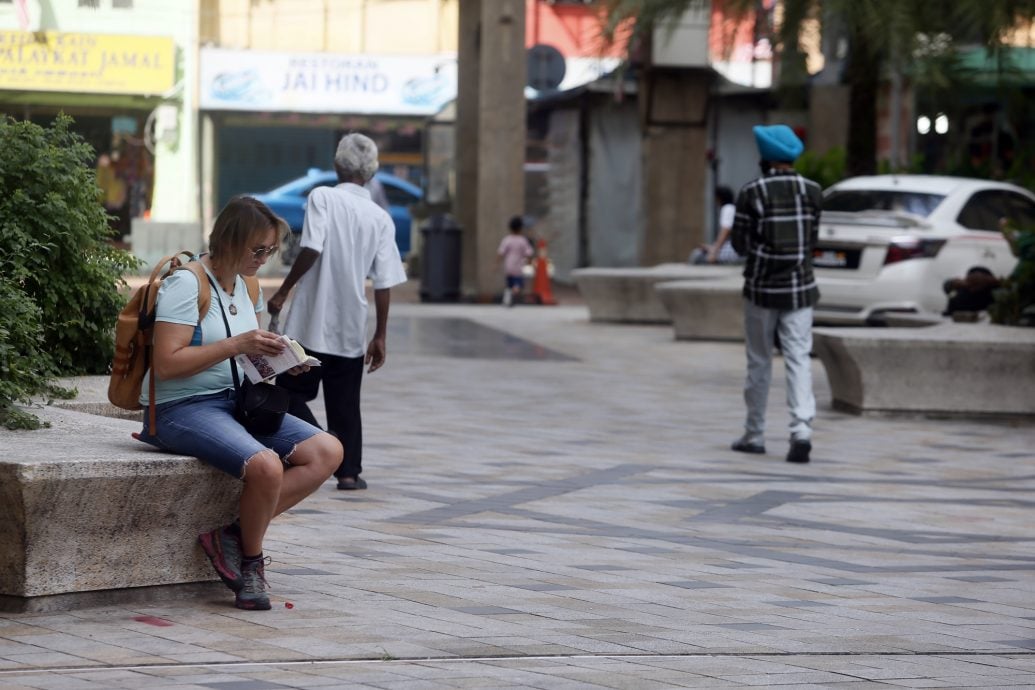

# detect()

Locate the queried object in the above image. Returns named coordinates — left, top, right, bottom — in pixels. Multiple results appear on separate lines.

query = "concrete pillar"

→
left=150, top=0, right=201, bottom=223
left=455, top=0, right=526, bottom=299
left=639, top=71, right=711, bottom=266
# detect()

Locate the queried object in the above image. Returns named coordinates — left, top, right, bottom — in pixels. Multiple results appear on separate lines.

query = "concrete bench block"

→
left=655, top=279, right=745, bottom=341
left=129, top=220, right=281, bottom=278
left=880, top=312, right=949, bottom=328
left=813, top=324, right=1035, bottom=416
left=130, top=219, right=204, bottom=276
left=572, top=264, right=740, bottom=324
left=0, top=401, right=241, bottom=612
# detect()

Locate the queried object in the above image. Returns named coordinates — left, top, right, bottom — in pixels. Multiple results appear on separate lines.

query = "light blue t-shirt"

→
left=140, top=264, right=265, bottom=405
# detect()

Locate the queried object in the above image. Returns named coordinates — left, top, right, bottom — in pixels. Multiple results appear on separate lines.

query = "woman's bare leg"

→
left=238, top=450, right=284, bottom=555
left=274, top=432, right=341, bottom=516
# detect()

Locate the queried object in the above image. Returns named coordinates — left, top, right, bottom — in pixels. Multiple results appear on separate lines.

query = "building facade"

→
left=197, top=0, right=459, bottom=228
left=0, top=0, right=199, bottom=228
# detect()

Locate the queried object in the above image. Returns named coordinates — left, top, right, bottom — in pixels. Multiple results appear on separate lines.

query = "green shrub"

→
left=795, top=147, right=846, bottom=189
left=0, top=278, right=56, bottom=429
left=877, top=153, right=926, bottom=176
left=990, top=224, right=1035, bottom=327
left=0, top=115, right=139, bottom=429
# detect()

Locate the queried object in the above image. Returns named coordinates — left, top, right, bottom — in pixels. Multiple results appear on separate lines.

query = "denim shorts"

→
left=139, top=389, right=322, bottom=479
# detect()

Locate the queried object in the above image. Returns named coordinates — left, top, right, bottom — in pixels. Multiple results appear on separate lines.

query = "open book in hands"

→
left=236, top=335, right=321, bottom=383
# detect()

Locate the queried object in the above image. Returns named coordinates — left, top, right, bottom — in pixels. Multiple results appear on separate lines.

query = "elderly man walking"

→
left=268, top=133, right=407, bottom=490
left=730, top=125, right=822, bottom=464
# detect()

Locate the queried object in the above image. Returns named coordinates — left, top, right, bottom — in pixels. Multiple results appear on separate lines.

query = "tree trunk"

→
left=844, top=24, right=879, bottom=176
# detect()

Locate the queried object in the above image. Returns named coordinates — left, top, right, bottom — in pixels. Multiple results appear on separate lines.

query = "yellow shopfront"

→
left=0, top=30, right=178, bottom=236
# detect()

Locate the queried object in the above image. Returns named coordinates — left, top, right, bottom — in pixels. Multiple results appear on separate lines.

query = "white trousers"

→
left=741, top=300, right=815, bottom=444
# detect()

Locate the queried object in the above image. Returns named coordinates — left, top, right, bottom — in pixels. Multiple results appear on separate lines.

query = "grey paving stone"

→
left=767, top=600, right=835, bottom=608
left=811, top=578, right=876, bottom=586
left=661, top=581, right=731, bottom=590
left=198, top=681, right=294, bottom=690
left=4, top=305, right=1035, bottom=688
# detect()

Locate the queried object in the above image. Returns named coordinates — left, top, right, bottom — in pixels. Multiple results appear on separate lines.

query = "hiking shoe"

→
left=731, top=438, right=766, bottom=454
left=235, top=556, right=271, bottom=611
left=786, top=439, right=812, bottom=464
left=198, top=524, right=243, bottom=592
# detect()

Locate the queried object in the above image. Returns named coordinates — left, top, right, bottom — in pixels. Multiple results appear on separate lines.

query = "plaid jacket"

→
left=731, top=169, right=823, bottom=310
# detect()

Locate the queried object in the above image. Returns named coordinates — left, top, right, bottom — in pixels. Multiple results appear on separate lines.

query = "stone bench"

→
left=812, top=324, right=1035, bottom=416
left=572, top=264, right=741, bottom=324
left=880, top=312, right=950, bottom=328
left=655, top=279, right=745, bottom=341
left=0, top=378, right=240, bottom=612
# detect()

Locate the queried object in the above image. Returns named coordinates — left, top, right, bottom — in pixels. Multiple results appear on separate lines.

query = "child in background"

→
left=497, top=215, right=534, bottom=307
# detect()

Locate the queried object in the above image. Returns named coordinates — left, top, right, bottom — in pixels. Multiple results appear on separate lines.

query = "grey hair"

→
left=333, top=133, right=379, bottom=183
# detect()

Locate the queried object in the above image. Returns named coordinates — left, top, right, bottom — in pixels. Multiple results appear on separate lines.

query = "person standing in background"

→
left=497, top=215, right=534, bottom=307
left=267, top=133, right=407, bottom=491
left=96, top=152, right=128, bottom=237
left=730, top=125, right=822, bottom=464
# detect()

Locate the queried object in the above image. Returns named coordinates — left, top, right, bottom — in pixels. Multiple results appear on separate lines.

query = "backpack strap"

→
left=144, top=251, right=198, bottom=431
left=177, top=261, right=212, bottom=318
left=143, top=251, right=201, bottom=320
left=148, top=353, right=157, bottom=432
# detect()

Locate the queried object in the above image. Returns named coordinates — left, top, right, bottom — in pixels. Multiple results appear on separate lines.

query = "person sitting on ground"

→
left=137, top=196, right=342, bottom=611
left=943, top=266, right=1001, bottom=316
left=690, top=186, right=744, bottom=265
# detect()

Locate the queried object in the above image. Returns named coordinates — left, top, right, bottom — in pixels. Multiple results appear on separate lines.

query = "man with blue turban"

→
left=730, top=125, right=822, bottom=464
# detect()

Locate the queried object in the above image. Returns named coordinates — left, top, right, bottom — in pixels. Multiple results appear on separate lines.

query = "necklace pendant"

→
left=228, top=304, right=238, bottom=316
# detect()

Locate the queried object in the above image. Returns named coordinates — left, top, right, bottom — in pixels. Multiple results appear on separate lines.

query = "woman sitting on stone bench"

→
left=136, top=197, right=342, bottom=611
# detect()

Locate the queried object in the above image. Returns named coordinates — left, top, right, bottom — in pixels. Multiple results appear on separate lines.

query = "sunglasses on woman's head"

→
left=250, top=244, right=279, bottom=259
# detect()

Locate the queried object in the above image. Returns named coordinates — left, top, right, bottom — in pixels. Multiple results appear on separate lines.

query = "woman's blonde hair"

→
left=208, top=196, right=280, bottom=271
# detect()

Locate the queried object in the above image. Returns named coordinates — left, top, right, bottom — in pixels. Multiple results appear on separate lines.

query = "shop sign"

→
left=200, top=48, right=457, bottom=115
left=0, top=31, right=175, bottom=95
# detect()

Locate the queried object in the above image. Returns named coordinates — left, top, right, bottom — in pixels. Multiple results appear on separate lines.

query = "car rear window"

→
left=823, top=190, right=945, bottom=217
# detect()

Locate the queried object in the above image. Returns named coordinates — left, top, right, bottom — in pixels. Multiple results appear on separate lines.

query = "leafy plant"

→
left=989, top=224, right=1035, bottom=327
left=794, top=147, right=846, bottom=190
left=599, top=0, right=1035, bottom=176
left=0, top=115, right=138, bottom=429
left=0, top=278, right=52, bottom=429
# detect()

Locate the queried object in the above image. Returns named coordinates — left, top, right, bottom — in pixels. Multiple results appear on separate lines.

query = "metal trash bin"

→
left=419, top=214, right=461, bottom=302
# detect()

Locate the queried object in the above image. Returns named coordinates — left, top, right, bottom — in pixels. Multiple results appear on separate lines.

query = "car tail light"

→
left=883, top=237, right=946, bottom=265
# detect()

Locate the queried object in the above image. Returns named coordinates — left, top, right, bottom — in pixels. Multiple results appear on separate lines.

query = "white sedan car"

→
left=812, top=175, right=1034, bottom=324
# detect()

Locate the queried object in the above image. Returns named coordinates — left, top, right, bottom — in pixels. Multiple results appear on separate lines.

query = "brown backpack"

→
left=108, top=251, right=260, bottom=429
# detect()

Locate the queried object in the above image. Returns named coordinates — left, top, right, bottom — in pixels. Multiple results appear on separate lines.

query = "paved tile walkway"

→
left=3, top=301, right=1035, bottom=688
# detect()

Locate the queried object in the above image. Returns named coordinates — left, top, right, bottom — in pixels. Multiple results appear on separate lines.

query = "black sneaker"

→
left=731, top=439, right=766, bottom=454
left=336, top=476, right=367, bottom=491
left=235, top=556, right=271, bottom=611
left=786, top=439, right=811, bottom=464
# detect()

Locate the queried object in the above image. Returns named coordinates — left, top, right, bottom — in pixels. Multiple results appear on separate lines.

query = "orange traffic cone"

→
left=532, top=239, right=557, bottom=305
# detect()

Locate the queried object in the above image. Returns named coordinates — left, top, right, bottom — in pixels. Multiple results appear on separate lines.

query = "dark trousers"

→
left=276, top=350, right=364, bottom=479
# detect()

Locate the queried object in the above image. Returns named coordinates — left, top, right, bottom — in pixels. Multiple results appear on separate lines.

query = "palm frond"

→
left=599, top=0, right=744, bottom=48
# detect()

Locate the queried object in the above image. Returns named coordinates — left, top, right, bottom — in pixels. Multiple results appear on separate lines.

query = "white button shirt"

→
left=283, top=183, right=407, bottom=358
